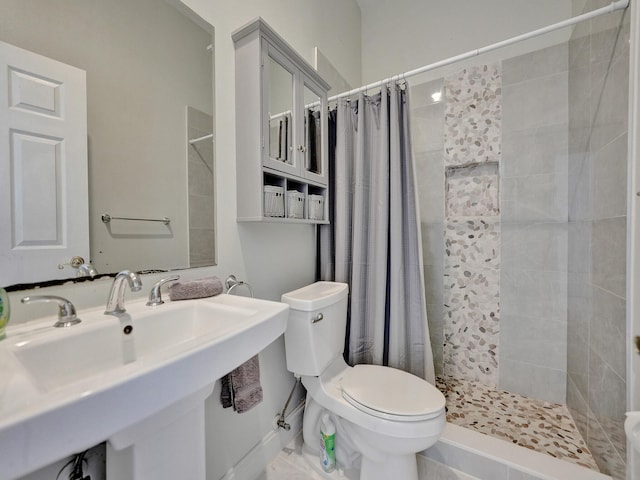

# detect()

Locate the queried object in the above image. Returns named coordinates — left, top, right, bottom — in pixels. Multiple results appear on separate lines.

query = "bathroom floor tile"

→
left=257, top=436, right=330, bottom=480
left=437, top=376, right=599, bottom=471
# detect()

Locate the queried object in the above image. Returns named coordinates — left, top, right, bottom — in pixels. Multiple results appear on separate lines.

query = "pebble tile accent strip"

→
left=443, top=63, right=502, bottom=387
left=444, top=218, right=500, bottom=269
left=443, top=215, right=500, bottom=385
left=444, top=64, right=502, bottom=166
left=437, top=376, right=600, bottom=472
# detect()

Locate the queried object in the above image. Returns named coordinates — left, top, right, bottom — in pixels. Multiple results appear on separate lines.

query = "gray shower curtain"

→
left=318, top=82, right=435, bottom=383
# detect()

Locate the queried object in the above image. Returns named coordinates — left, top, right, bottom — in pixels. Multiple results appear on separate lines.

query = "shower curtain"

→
left=317, top=82, right=435, bottom=383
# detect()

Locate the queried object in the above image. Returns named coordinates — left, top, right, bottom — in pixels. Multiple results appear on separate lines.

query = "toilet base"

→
left=300, top=440, right=418, bottom=480
left=360, top=453, right=418, bottom=480
left=302, top=396, right=427, bottom=480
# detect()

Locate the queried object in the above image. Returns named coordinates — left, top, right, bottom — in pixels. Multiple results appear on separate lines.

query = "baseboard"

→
left=219, top=401, right=305, bottom=480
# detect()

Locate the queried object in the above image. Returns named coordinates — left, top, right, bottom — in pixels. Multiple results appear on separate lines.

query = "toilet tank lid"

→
left=281, top=282, right=348, bottom=311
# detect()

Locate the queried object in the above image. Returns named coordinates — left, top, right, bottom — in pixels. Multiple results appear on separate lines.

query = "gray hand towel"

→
left=220, top=374, right=233, bottom=409
left=220, top=355, right=263, bottom=413
left=169, top=276, right=223, bottom=301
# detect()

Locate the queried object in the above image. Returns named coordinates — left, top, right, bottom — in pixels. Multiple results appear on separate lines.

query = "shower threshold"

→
left=436, top=376, right=599, bottom=472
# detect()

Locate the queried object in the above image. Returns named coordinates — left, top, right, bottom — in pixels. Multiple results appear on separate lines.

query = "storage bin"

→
left=286, top=190, right=305, bottom=219
left=308, top=194, right=324, bottom=220
left=264, top=185, right=284, bottom=217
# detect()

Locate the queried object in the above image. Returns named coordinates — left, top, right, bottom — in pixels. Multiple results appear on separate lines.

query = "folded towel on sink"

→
left=168, top=276, right=223, bottom=301
left=221, top=354, right=263, bottom=413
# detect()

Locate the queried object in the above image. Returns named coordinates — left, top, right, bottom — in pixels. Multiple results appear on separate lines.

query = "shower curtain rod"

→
left=329, top=0, right=629, bottom=101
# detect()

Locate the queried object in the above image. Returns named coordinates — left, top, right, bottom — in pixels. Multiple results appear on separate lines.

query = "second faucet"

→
left=104, top=270, right=143, bottom=316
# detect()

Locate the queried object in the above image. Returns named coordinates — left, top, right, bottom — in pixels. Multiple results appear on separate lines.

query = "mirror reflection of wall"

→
left=268, top=56, right=293, bottom=166
left=304, top=85, right=321, bottom=175
left=0, top=0, right=215, bottom=288
left=187, top=107, right=215, bottom=268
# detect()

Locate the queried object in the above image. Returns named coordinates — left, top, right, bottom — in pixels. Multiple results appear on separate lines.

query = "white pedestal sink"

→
left=0, top=294, right=289, bottom=479
left=106, top=386, right=212, bottom=479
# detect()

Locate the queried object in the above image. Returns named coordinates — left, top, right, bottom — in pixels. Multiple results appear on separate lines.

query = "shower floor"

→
left=436, top=376, right=599, bottom=471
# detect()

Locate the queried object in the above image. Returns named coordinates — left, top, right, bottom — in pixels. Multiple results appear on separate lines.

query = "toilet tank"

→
left=281, top=282, right=349, bottom=376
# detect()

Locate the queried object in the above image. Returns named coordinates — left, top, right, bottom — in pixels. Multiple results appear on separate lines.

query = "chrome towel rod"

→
left=189, top=133, right=214, bottom=145
left=101, top=214, right=170, bottom=225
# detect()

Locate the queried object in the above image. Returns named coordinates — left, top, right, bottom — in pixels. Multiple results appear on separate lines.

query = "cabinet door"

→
left=262, top=44, right=300, bottom=177
left=301, top=78, right=327, bottom=184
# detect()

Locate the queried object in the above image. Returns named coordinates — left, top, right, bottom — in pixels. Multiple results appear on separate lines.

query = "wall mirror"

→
left=0, top=0, right=215, bottom=289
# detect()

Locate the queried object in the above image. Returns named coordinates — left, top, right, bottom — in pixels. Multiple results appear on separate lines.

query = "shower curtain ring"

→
left=398, top=73, right=406, bottom=89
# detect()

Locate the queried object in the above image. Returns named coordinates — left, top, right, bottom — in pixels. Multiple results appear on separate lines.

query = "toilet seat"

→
left=340, top=365, right=445, bottom=422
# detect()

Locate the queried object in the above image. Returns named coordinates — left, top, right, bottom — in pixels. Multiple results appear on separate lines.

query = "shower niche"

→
left=445, top=162, right=499, bottom=217
left=233, top=17, right=330, bottom=223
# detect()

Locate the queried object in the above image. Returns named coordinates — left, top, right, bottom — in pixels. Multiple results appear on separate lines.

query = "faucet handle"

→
left=146, top=275, right=180, bottom=306
left=21, top=295, right=81, bottom=328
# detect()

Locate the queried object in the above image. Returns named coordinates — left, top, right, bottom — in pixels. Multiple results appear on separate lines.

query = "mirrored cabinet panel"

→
left=303, top=81, right=324, bottom=181
left=267, top=54, right=294, bottom=170
left=233, top=18, right=330, bottom=223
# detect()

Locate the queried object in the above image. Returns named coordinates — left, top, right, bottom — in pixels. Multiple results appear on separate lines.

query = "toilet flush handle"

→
left=312, top=313, right=324, bottom=324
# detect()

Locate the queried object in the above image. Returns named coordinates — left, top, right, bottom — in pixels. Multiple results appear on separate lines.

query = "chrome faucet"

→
left=104, top=270, right=143, bottom=316
left=21, top=295, right=81, bottom=327
left=146, top=275, right=180, bottom=306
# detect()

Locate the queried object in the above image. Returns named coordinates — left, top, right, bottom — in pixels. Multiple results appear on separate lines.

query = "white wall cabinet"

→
left=233, top=18, right=330, bottom=223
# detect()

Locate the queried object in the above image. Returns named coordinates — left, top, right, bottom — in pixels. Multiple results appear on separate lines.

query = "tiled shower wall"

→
left=500, top=44, right=569, bottom=403
left=187, top=107, right=216, bottom=268
left=413, top=4, right=629, bottom=476
left=413, top=44, right=569, bottom=403
left=412, top=78, right=446, bottom=379
left=566, top=1, right=629, bottom=478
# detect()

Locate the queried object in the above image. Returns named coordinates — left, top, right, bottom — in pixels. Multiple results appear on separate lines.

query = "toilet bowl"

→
left=282, top=282, right=446, bottom=480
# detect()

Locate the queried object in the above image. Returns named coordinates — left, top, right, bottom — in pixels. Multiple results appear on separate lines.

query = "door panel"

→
left=0, top=40, right=88, bottom=285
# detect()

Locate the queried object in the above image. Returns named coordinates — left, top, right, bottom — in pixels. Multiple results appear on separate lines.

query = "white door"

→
left=0, top=40, right=88, bottom=285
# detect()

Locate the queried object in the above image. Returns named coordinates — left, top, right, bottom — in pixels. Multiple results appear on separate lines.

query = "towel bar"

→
left=102, top=214, right=170, bottom=225
left=188, top=133, right=214, bottom=145
left=225, top=274, right=254, bottom=297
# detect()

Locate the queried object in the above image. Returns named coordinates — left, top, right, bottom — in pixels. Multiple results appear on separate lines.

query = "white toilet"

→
left=282, top=282, right=446, bottom=480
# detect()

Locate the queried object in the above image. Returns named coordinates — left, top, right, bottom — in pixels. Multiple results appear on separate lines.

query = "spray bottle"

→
left=320, top=413, right=336, bottom=473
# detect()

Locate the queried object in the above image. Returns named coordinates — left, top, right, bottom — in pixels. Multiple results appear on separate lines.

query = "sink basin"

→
left=13, top=319, right=122, bottom=392
left=13, top=300, right=262, bottom=393
left=0, top=293, right=289, bottom=479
